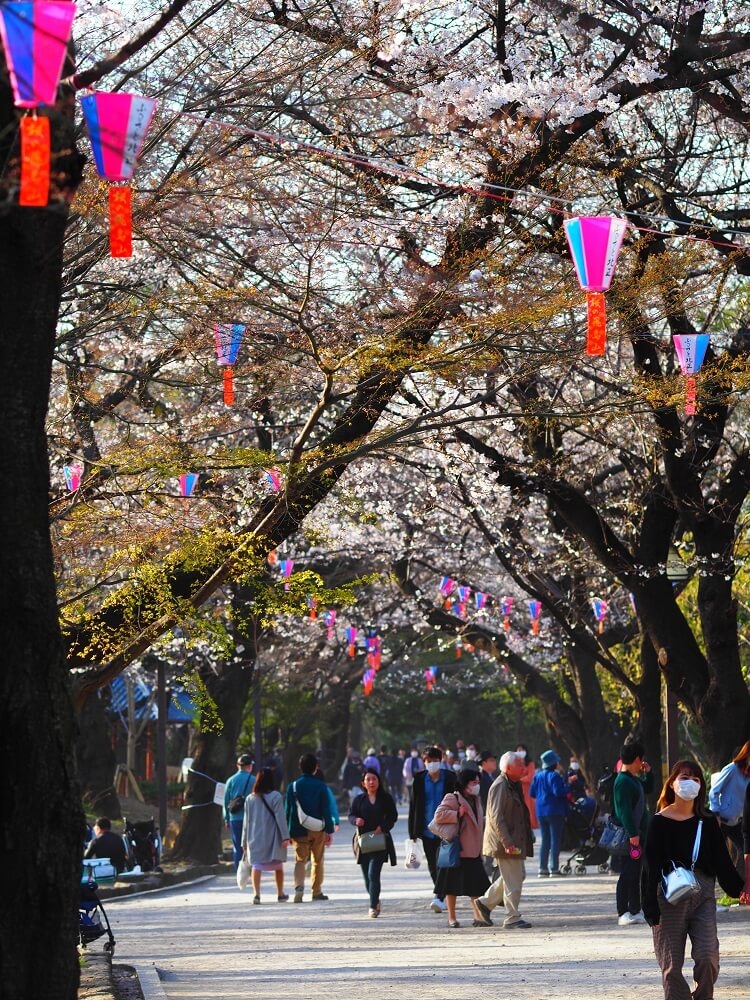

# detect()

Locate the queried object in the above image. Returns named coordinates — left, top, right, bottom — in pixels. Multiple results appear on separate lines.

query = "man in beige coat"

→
left=475, top=751, right=534, bottom=929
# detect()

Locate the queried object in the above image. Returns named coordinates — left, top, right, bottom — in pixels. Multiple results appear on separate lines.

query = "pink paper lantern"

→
left=564, top=216, right=627, bottom=355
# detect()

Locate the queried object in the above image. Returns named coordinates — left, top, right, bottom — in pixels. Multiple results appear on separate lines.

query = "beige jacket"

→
left=429, top=790, right=484, bottom=857
left=482, top=772, right=534, bottom=859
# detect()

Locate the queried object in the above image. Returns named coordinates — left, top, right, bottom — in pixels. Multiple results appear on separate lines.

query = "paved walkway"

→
left=105, top=814, right=750, bottom=1000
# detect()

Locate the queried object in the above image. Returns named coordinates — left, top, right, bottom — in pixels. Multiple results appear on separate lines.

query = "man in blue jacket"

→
left=285, top=753, right=335, bottom=902
left=224, top=754, right=255, bottom=871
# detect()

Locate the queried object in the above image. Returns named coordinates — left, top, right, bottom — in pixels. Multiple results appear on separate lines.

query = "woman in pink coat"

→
left=429, top=767, right=490, bottom=927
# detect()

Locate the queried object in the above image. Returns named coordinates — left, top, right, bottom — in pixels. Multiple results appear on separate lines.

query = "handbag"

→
left=662, top=820, right=702, bottom=904
left=598, top=815, right=631, bottom=856
left=437, top=837, right=461, bottom=868
left=293, top=781, right=325, bottom=832
left=357, top=831, right=387, bottom=854
left=236, top=855, right=251, bottom=890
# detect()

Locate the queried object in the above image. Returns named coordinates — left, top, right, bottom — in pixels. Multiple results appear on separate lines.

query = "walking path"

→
left=106, top=814, right=749, bottom=1000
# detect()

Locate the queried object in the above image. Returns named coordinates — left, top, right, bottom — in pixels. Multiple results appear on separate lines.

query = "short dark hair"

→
left=620, top=741, right=644, bottom=765
left=95, top=817, right=111, bottom=830
left=237, top=753, right=253, bottom=766
left=299, top=753, right=318, bottom=775
left=423, top=746, right=443, bottom=761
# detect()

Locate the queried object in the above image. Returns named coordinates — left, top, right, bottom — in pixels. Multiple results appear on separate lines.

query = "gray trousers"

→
left=652, top=871, right=719, bottom=1000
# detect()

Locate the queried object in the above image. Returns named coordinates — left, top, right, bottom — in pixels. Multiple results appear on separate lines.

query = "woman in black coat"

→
left=349, top=769, right=398, bottom=917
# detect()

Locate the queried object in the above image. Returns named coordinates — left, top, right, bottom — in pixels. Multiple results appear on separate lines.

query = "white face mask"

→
left=410, top=750, right=419, bottom=758
left=426, top=761, right=442, bottom=774
left=465, top=782, right=480, bottom=796
left=466, top=749, right=477, bottom=760
left=673, top=778, right=701, bottom=801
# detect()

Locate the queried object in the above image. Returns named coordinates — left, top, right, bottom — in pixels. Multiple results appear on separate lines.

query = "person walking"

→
left=402, top=747, right=425, bottom=804
left=429, top=766, right=489, bottom=928
left=408, top=746, right=458, bottom=913
left=285, top=753, right=335, bottom=903
left=642, top=759, right=744, bottom=999
left=530, top=750, right=568, bottom=877
left=475, top=751, right=534, bottom=929
left=516, top=744, right=537, bottom=829
left=241, top=767, right=291, bottom=903
left=613, top=740, right=653, bottom=925
left=349, top=769, right=398, bottom=917
left=708, top=739, right=750, bottom=877
left=224, top=754, right=256, bottom=871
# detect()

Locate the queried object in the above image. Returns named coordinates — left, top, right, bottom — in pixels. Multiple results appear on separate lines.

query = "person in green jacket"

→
left=613, top=740, right=654, bottom=925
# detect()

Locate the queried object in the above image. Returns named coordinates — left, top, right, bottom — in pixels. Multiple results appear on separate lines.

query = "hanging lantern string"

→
left=152, top=104, right=750, bottom=255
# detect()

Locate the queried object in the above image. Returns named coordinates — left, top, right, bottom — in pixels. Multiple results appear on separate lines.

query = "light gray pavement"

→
left=106, top=813, right=750, bottom=1000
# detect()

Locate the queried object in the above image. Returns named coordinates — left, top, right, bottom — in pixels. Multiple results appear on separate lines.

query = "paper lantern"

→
left=424, top=665, right=438, bottom=692
left=564, top=216, right=627, bottom=355
left=214, top=324, right=245, bottom=404
left=178, top=473, right=198, bottom=497
left=528, top=600, right=542, bottom=635
left=673, top=334, right=709, bottom=416
left=474, top=591, right=487, bottom=611
left=0, top=2, right=77, bottom=206
left=591, top=597, right=608, bottom=634
left=307, top=595, right=317, bottom=620
left=345, top=626, right=357, bottom=657
left=264, top=468, right=281, bottom=491
left=324, top=609, right=336, bottom=640
left=279, top=558, right=294, bottom=591
left=80, top=91, right=157, bottom=257
left=501, top=596, right=514, bottom=632
left=63, top=464, right=81, bottom=491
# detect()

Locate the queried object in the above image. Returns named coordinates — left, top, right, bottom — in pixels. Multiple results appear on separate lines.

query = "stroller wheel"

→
left=560, top=863, right=571, bottom=874
left=104, top=941, right=115, bottom=954
left=574, top=864, right=586, bottom=875
left=597, top=862, right=610, bottom=874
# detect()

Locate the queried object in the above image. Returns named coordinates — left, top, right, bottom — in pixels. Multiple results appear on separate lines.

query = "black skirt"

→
left=435, top=856, right=490, bottom=898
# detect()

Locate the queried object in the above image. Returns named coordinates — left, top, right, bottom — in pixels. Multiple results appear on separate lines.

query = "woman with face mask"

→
left=428, top=767, right=489, bottom=927
left=642, top=760, right=744, bottom=1000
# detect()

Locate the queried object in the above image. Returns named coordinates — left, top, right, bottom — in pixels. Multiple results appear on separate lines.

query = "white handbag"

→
left=293, top=781, right=325, bottom=832
left=662, top=820, right=702, bottom=904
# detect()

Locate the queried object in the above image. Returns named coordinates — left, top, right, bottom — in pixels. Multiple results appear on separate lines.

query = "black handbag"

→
left=598, top=815, right=630, bottom=856
left=357, top=831, right=387, bottom=854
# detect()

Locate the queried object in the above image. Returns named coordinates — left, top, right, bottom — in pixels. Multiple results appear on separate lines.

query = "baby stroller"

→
left=560, top=797, right=610, bottom=875
left=79, top=865, right=116, bottom=954
left=124, top=817, right=162, bottom=872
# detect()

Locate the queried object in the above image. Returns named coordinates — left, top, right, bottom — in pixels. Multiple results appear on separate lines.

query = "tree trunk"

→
left=0, top=207, right=82, bottom=1000
left=75, top=690, right=121, bottom=819
left=170, top=638, right=256, bottom=862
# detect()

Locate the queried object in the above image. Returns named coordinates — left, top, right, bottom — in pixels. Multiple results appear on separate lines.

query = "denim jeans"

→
left=359, top=854, right=386, bottom=908
left=538, top=815, right=565, bottom=873
left=229, top=818, right=244, bottom=871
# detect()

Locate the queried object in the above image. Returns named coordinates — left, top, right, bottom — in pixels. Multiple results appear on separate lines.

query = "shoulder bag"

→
left=357, top=831, right=387, bottom=854
left=662, top=820, right=702, bottom=904
left=228, top=773, right=254, bottom=814
left=598, top=814, right=631, bottom=856
left=259, top=794, right=285, bottom=841
left=293, top=781, right=325, bottom=832
left=436, top=793, right=462, bottom=868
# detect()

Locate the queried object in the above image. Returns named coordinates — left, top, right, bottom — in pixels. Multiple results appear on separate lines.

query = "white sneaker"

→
left=631, top=911, right=646, bottom=923
left=429, top=898, right=442, bottom=913
left=618, top=912, right=640, bottom=926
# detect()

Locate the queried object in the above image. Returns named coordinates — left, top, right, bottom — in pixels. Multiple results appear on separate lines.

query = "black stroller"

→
left=79, top=866, right=116, bottom=953
left=123, top=817, right=162, bottom=872
left=560, top=797, right=610, bottom=875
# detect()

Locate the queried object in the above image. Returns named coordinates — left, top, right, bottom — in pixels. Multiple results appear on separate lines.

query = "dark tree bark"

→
left=170, top=607, right=258, bottom=863
left=0, top=205, right=84, bottom=999
left=75, top=690, right=121, bottom=819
